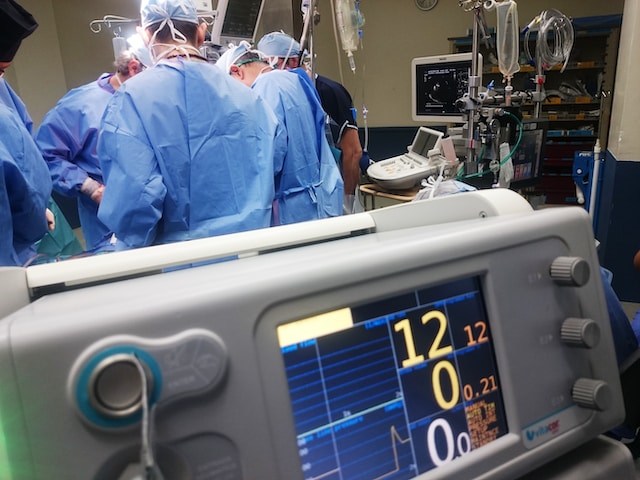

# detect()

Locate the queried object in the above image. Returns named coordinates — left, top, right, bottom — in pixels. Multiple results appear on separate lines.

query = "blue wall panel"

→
left=597, top=153, right=640, bottom=302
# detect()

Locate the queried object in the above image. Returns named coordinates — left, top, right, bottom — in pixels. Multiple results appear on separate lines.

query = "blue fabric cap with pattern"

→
left=140, top=0, right=199, bottom=28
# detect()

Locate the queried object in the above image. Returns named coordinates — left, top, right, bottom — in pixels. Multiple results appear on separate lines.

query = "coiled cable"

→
left=524, top=9, right=574, bottom=74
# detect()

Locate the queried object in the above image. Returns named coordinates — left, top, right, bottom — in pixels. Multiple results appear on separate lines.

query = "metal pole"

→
left=588, top=139, right=601, bottom=225
left=465, top=7, right=481, bottom=173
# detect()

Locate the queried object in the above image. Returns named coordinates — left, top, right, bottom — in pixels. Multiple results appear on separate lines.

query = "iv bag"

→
left=496, top=0, right=519, bottom=78
left=112, top=36, right=127, bottom=61
left=335, top=0, right=364, bottom=72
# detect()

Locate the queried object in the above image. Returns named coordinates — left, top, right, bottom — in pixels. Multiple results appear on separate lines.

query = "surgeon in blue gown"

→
left=97, top=0, right=284, bottom=249
left=0, top=0, right=52, bottom=266
left=0, top=105, right=52, bottom=266
left=0, top=74, right=31, bottom=130
left=35, top=50, right=145, bottom=252
left=217, top=42, right=343, bottom=226
left=258, top=32, right=364, bottom=212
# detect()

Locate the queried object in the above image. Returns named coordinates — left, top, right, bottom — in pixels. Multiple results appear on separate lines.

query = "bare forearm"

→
left=339, top=128, right=363, bottom=196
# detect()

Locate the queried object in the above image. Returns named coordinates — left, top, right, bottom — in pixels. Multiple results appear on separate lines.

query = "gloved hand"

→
left=81, top=178, right=105, bottom=204
left=359, top=150, right=372, bottom=175
left=343, top=194, right=356, bottom=215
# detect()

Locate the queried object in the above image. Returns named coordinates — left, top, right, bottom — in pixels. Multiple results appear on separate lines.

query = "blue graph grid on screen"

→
left=281, top=277, right=508, bottom=480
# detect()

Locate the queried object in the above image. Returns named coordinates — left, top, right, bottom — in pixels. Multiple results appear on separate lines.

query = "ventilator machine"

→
left=0, top=189, right=636, bottom=479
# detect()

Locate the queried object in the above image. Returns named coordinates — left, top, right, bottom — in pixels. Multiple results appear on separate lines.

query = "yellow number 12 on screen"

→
left=394, top=310, right=459, bottom=410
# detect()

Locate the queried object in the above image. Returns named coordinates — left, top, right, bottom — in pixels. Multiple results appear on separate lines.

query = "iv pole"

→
left=463, top=1, right=485, bottom=174
left=298, top=0, right=315, bottom=78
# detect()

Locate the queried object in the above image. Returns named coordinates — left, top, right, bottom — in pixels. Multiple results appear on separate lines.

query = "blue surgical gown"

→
left=98, top=59, right=283, bottom=249
left=252, top=69, right=343, bottom=225
left=0, top=78, right=33, bottom=133
left=35, top=73, right=116, bottom=251
left=0, top=100, right=52, bottom=266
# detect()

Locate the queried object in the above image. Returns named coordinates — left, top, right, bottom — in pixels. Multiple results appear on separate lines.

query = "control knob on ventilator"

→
left=572, top=378, right=612, bottom=411
left=550, top=256, right=590, bottom=286
left=561, top=317, right=600, bottom=348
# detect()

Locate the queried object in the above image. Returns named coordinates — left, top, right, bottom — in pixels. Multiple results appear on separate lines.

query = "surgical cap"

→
left=140, top=0, right=199, bottom=29
left=215, top=41, right=251, bottom=74
left=127, top=33, right=152, bottom=67
left=257, top=32, right=301, bottom=58
left=0, top=0, right=38, bottom=62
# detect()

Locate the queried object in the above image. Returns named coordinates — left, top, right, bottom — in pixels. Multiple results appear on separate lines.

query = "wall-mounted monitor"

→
left=412, top=52, right=482, bottom=125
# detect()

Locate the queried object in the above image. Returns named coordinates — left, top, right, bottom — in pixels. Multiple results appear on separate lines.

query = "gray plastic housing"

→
left=0, top=205, right=627, bottom=480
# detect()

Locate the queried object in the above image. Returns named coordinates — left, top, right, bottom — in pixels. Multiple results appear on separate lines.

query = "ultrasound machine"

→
left=366, top=126, right=446, bottom=190
left=0, top=190, right=636, bottom=479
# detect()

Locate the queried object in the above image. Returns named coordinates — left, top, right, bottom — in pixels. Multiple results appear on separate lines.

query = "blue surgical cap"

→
left=140, top=0, right=199, bottom=29
left=257, top=32, right=301, bottom=58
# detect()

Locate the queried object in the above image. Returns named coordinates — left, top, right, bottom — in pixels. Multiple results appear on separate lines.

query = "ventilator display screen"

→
left=278, top=276, right=507, bottom=479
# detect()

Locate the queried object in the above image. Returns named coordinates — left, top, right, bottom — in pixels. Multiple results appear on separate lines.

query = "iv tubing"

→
left=524, top=9, right=574, bottom=75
